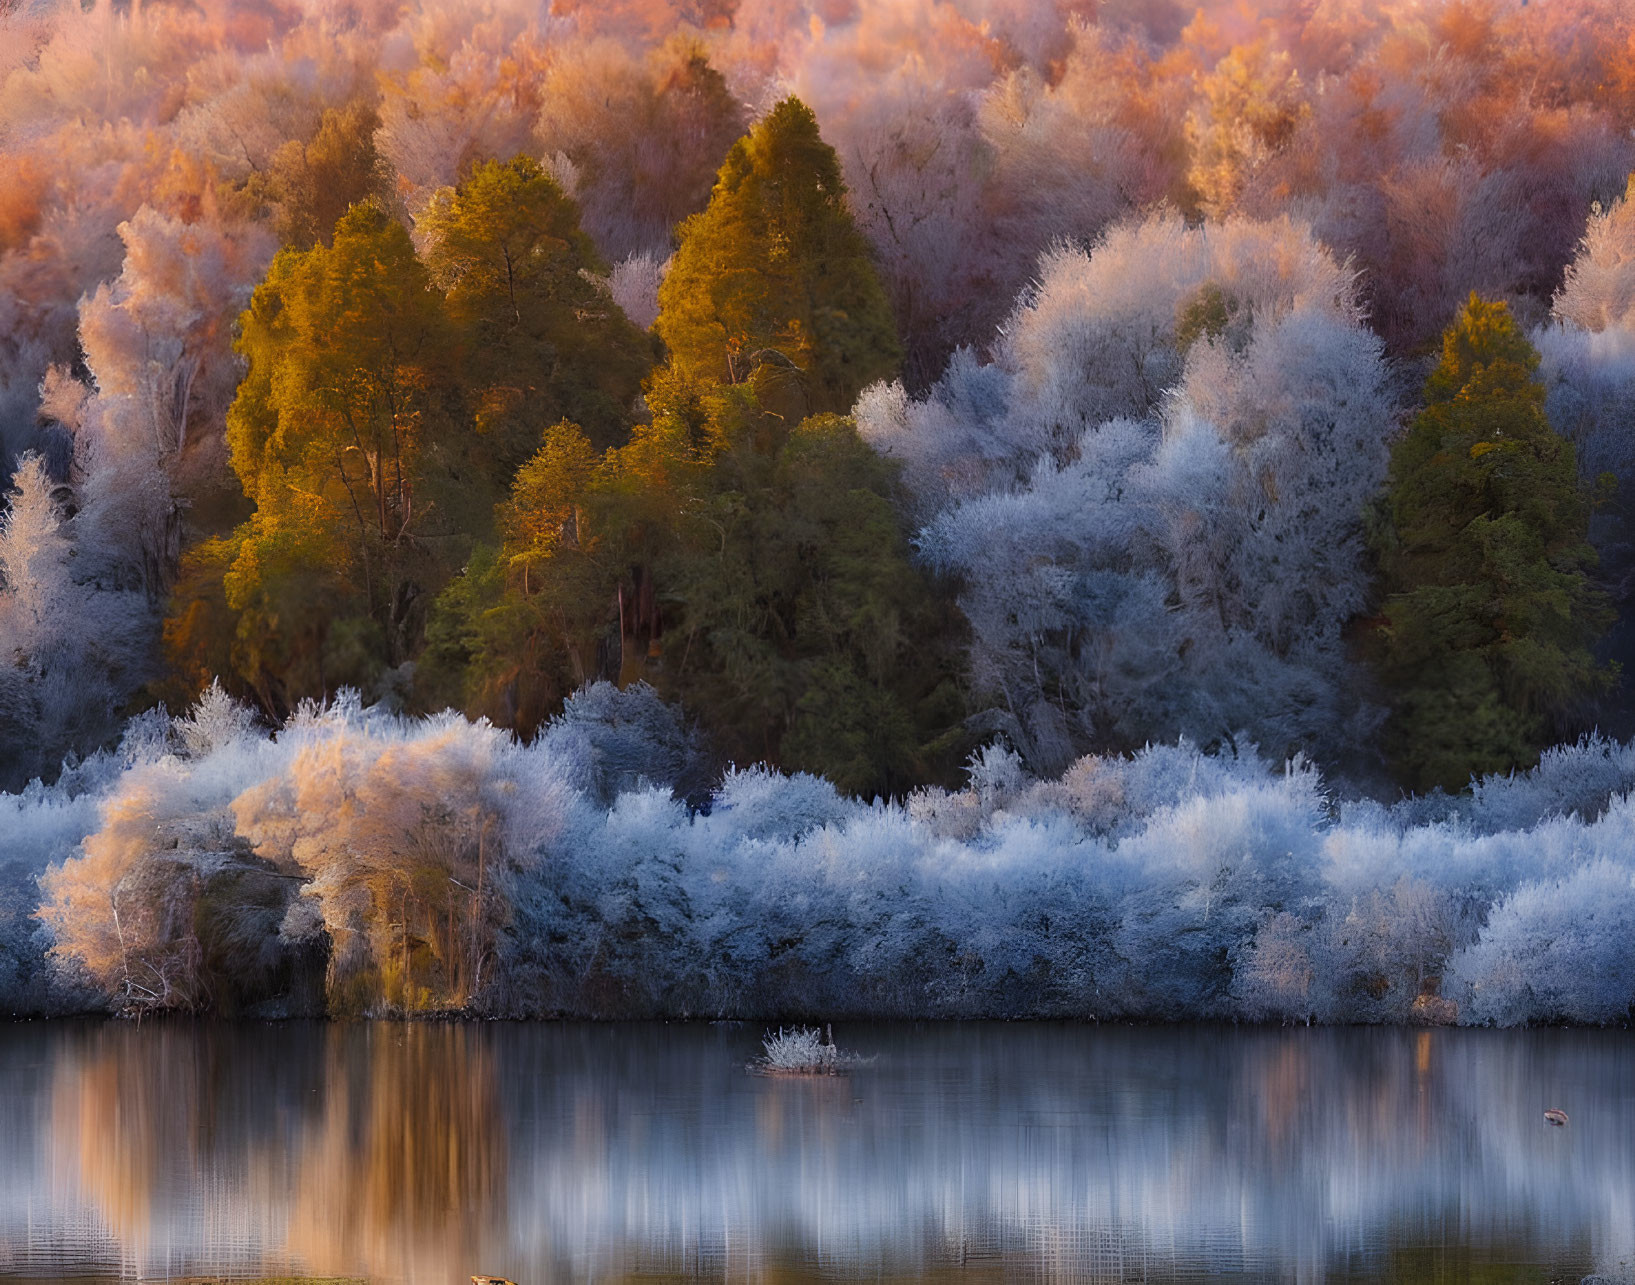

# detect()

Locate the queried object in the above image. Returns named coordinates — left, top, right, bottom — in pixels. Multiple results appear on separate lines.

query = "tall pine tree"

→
left=1375, top=294, right=1615, bottom=792
left=420, top=156, right=653, bottom=465
left=656, top=97, right=901, bottom=417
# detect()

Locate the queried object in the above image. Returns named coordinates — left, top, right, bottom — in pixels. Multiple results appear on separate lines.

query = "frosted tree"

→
left=0, top=192, right=263, bottom=782
left=1229, top=11, right=1635, bottom=352
left=1547, top=178, right=1635, bottom=336
left=1448, top=860, right=1635, bottom=1026
left=0, top=453, right=73, bottom=659
left=0, top=454, right=147, bottom=789
left=230, top=706, right=531, bottom=1013
left=534, top=36, right=747, bottom=263
left=535, top=680, right=709, bottom=806
left=776, top=13, right=1170, bottom=387
left=374, top=8, right=549, bottom=211
left=608, top=251, right=668, bottom=331
left=865, top=214, right=1391, bottom=772
left=1535, top=182, right=1635, bottom=603
left=73, top=206, right=273, bottom=595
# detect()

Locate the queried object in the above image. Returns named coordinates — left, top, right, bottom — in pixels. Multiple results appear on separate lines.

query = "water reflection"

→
left=1, top=1022, right=1632, bottom=1282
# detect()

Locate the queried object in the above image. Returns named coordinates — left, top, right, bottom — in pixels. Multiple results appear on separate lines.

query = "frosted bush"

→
left=4, top=695, right=1635, bottom=1025
left=707, top=766, right=859, bottom=842
left=1463, top=737, right=1635, bottom=832
left=1367, top=736, right=1635, bottom=837
left=174, top=680, right=261, bottom=760
left=751, top=1026, right=863, bottom=1075
left=1448, top=858, right=1635, bottom=1026
left=534, top=680, right=707, bottom=806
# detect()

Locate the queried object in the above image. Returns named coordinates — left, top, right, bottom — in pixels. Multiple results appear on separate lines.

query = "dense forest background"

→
left=6, top=0, right=1635, bottom=1023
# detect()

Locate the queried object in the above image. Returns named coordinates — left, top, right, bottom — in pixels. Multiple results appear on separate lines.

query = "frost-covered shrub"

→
left=0, top=775, right=105, bottom=1014
left=534, top=680, right=708, bottom=806
left=1462, top=736, right=1635, bottom=832
left=1371, top=735, right=1635, bottom=837
left=14, top=696, right=1635, bottom=1026
left=230, top=702, right=535, bottom=1014
left=34, top=686, right=309, bottom=1015
left=751, top=1026, right=863, bottom=1075
left=1448, top=856, right=1635, bottom=1026
left=174, top=680, right=261, bottom=759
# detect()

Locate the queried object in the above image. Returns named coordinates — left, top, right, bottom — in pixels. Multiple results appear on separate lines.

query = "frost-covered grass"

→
left=7, top=684, right=1635, bottom=1025
left=752, top=1026, right=863, bottom=1075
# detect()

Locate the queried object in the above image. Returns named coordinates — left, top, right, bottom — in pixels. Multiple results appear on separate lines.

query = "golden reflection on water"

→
left=6, top=1022, right=1632, bottom=1282
left=42, top=1023, right=503, bottom=1282
left=50, top=1030, right=160, bottom=1254
left=279, top=1026, right=504, bottom=1280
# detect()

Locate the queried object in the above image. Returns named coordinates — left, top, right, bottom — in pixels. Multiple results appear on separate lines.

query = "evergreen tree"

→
left=427, top=382, right=967, bottom=795
left=655, top=97, right=902, bottom=417
left=420, top=156, right=653, bottom=466
left=669, top=410, right=968, bottom=795
left=1375, top=294, right=1616, bottom=792
left=204, top=202, right=456, bottom=715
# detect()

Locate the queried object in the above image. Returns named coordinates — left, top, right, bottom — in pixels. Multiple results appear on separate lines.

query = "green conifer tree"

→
left=1375, top=294, right=1616, bottom=792
left=420, top=156, right=653, bottom=465
left=655, top=97, right=901, bottom=416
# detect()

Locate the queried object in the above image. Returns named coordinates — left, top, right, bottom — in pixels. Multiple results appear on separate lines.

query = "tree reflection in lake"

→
left=0, top=1022, right=1631, bottom=1282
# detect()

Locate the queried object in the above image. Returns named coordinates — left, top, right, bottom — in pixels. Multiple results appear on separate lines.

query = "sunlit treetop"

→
left=419, top=154, right=654, bottom=459
left=656, top=97, right=901, bottom=416
left=1376, top=294, right=1614, bottom=792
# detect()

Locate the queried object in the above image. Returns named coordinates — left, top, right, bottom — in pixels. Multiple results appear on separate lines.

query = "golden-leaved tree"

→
left=166, top=163, right=654, bottom=717
left=420, top=155, right=653, bottom=467
left=175, top=202, right=453, bottom=715
left=655, top=97, right=902, bottom=417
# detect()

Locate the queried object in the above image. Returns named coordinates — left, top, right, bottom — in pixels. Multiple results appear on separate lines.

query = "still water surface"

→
left=0, top=1021, right=1630, bottom=1283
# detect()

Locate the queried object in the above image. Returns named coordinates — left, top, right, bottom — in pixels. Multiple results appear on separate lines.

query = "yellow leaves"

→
left=473, top=386, right=523, bottom=437
left=503, top=420, right=598, bottom=565
left=1186, top=39, right=1310, bottom=214
left=1469, top=441, right=1497, bottom=458
left=655, top=96, right=899, bottom=411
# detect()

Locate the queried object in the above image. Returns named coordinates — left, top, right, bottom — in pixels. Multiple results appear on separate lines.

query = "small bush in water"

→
left=753, top=1026, right=859, bottom=1075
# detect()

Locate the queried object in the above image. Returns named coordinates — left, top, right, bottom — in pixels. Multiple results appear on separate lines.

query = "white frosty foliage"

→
left=1554, top=188, right=1635, bottom=336
left=876, top=214, right=1390, bottom=773
left=1448, top=856, right=1635, bottom=1026
left=3, top=698, right=1632, bottom=1025
left=752, top=1025, right=863, bottom=1074
left=534, top=680, right=705, bottom=805
left=607, top=251, right=668, bottom=332
left=1536, top=188, right=1635, bottom=598
left=0, top=453, right=149, bottom=790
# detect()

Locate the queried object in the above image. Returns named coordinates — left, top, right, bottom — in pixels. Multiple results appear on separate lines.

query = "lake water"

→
left=0, top=1021, right=1630, bottom=1283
